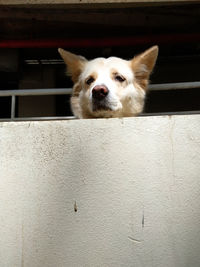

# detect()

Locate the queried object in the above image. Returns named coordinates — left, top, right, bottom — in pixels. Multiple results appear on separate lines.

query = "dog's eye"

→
left=86, top=76, right=95, bottom=85
left=115, top=75, right=125, bottom=82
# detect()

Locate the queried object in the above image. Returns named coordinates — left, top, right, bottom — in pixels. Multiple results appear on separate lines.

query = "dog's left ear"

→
left=58, top=48, right=87, bottom=83
left=131, top=46, right=159, bottom=90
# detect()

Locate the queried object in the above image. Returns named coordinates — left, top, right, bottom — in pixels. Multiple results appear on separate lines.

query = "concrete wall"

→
left=0, top=115, right=200, bottom=267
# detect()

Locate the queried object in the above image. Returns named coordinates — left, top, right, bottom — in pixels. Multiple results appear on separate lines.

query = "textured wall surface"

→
left=0, top=115, right=200, bottom=267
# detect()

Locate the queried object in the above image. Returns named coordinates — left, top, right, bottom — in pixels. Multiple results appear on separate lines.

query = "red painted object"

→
left=0, top=33, right=199, bottom=48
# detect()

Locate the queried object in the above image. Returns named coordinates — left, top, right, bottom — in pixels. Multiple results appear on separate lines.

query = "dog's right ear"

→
left=58, top=48, right=87, bottom=83
left=131, top=46, right=158, bottom=90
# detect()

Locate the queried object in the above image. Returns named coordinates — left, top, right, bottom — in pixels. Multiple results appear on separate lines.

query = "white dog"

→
left=58, top=46, right=158, bottom=118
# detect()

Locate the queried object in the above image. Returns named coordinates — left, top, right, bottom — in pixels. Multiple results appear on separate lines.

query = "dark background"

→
left=0, top=2, right=200, bottom=118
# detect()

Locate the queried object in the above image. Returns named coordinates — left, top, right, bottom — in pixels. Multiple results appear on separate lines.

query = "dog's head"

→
left=58, top=46, right=158, bottom=118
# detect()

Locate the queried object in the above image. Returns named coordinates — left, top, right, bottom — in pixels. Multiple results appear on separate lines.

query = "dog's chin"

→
left=90, top=100, right=121, bottom=118
left=91, top=109, right=118, bottom=118
left=92, top=102, right=111, bottom=112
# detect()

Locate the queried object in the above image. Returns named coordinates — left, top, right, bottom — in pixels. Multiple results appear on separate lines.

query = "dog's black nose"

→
left=92, top=85, right=109, bottom=100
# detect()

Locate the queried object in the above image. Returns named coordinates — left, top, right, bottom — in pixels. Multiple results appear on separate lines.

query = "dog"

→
left=58, top=46, right=158, bottom=119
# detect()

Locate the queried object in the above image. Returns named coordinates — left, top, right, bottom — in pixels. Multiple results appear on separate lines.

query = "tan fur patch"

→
left=70, top=96, right=82, bottom=118
left=58, top=48, right=87, bottom=83
left=72, top=82, right=82, bottom=97
left=84, top=72, right=98, bottom=88
left=131, top=46, right=158, bottom=90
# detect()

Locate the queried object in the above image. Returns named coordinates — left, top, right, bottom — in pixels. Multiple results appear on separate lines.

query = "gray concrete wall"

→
left=0, top=115, right=200, bottom=267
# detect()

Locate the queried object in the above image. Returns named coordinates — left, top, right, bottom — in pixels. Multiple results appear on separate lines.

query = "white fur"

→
left=58, top=46, right=158, bottom=118
left=78, top=57, right=145, bottom=118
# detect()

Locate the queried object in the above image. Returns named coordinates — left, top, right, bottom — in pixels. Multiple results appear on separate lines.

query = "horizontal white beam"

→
left=0, top=88, right=72, bottom=96
left=149, top=81, right=200, bottom=91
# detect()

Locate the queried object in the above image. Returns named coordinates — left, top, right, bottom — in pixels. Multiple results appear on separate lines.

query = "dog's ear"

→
left=131, top=46, right=158, bottom=90
left=58, top=48, right=87, bottom=83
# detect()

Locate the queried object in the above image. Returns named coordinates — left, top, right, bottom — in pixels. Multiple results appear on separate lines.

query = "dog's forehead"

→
left=83, top=57, right=132, bottom=76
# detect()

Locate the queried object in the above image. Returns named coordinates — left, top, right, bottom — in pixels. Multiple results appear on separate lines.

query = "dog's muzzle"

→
left=91, top=85, right=111, bottom=111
